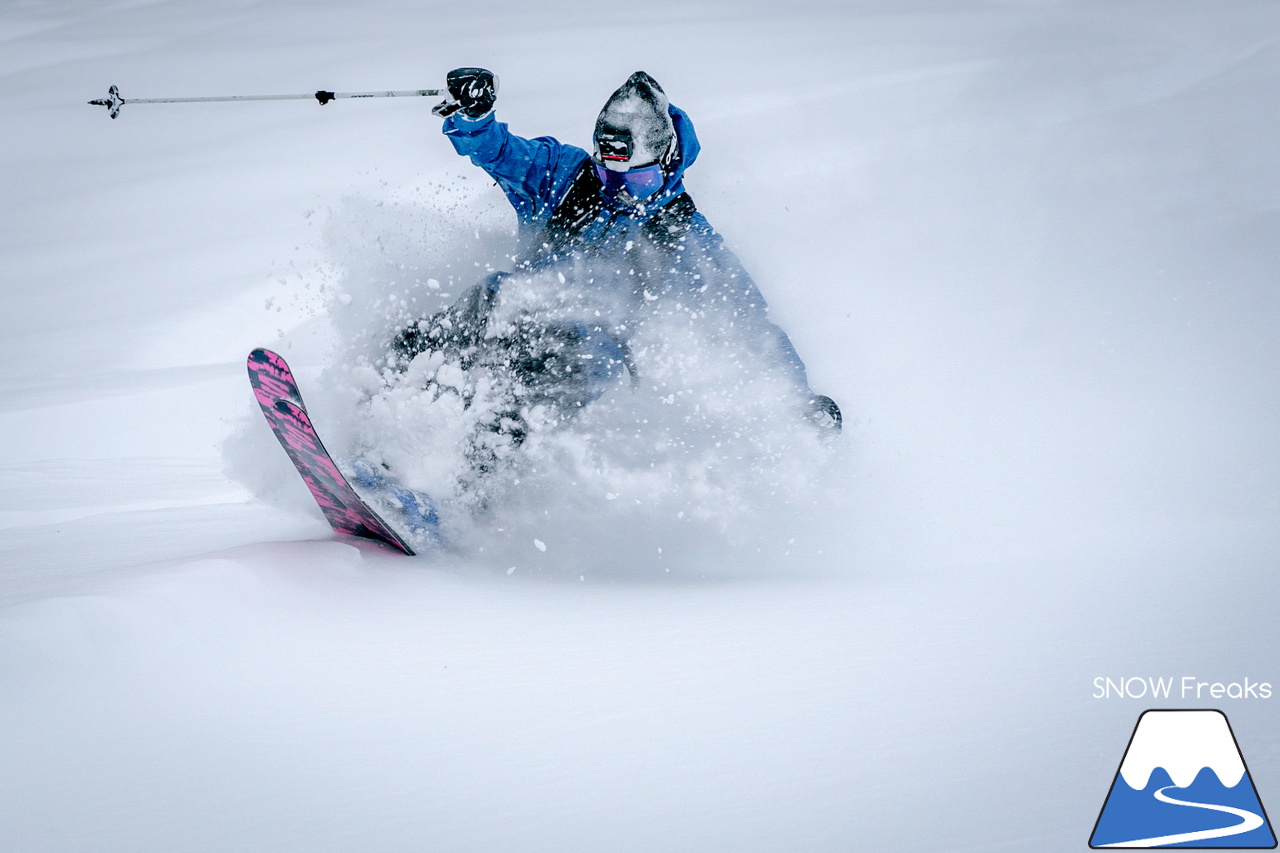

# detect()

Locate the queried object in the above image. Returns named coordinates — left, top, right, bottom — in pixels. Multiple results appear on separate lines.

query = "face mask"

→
left=593, top=161, right=665, bottom=202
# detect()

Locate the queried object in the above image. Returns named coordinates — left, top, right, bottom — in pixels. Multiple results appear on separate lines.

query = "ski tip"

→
left=247, top=346, right=283, bottom=365
left=247, top=348, right=293, bottom=388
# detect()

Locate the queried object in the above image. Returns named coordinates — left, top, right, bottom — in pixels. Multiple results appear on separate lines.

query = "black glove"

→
left=807, top=394, right=842, bottom=433
left=432, top=68, right=498, bottom=118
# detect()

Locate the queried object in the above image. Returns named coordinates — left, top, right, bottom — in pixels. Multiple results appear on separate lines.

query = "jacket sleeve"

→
left=442, top=112, right=589, bottom=229
left=686, top=213, right=813, bottom=394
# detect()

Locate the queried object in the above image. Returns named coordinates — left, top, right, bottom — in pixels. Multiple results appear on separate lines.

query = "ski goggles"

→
left=593, top=161, right=665, bottom=201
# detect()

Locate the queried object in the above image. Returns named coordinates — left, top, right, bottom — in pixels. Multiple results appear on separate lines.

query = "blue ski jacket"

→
left=441, top=105, right=811, bottom=393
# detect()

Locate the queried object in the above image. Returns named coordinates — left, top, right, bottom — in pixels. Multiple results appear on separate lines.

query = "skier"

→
left=392, top=68, right=841, bottom=433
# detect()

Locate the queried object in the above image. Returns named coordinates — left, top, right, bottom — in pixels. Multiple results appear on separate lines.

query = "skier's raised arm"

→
left=433, top=68, right=589, bottom=229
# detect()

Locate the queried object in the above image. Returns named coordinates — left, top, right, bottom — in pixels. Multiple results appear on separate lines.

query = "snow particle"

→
left=534, top=538, right=547, bottom=552
left=507, top=566, right=516, bottom=575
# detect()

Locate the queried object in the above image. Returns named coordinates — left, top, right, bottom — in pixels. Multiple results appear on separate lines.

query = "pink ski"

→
left=247, top=348, right=415, bottom=555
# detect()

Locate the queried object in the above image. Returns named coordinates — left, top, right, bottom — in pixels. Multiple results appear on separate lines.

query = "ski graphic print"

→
left=247, top=348, right=415, bottom=555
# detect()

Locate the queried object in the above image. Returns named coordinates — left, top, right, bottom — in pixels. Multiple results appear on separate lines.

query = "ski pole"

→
left=88, top=84, right=443, bottom=119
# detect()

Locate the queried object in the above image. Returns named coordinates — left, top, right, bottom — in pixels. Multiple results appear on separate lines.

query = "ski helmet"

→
left=593, top=72, right=676, bottom=173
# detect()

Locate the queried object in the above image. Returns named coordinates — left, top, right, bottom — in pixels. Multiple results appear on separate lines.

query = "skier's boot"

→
left=347, top=460, right=441, bottom=538
left=388, top=485, right=440, bottom=535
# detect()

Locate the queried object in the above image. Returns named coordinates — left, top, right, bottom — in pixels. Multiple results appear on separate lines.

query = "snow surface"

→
left=3, top=1, right=1280, bottom=850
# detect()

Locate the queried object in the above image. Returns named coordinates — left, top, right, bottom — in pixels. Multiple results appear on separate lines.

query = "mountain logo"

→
left=1090, top=709, right=1276, bottom=848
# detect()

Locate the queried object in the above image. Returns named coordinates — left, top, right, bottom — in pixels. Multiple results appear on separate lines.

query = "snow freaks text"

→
left=1093, top=677, right=1273, bottom=700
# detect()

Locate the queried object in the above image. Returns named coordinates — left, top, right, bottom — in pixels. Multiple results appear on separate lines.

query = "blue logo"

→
left=1091, top=710, right=1276, bottom=848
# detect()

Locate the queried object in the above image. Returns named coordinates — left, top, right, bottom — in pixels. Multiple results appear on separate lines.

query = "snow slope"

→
left=2, top=1, right=1279, bottom=850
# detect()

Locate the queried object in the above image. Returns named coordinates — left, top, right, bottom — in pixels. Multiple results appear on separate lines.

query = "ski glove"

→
left=432, top=68, right=498, bottom=119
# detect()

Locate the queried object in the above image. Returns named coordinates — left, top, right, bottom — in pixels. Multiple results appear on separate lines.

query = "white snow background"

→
left=3, top=1, right=1280, bottom=850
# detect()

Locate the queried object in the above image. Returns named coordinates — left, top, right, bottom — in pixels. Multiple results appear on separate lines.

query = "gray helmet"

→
left=593, top=71, right=676, bottom=172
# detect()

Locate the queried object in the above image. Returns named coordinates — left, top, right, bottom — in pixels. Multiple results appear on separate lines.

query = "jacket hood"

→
left=638, top=104, right=698, bottom=205
left=668, top=104, right=699, bottom=180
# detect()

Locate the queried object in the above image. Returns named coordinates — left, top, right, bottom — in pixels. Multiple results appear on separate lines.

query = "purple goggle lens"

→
left=594, top=161, right=665, bottom=201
